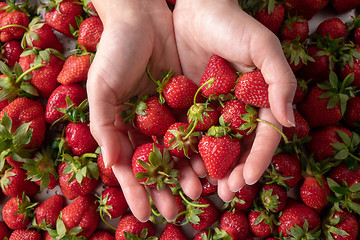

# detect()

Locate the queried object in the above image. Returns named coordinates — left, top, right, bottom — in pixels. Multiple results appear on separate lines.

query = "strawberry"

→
left=293, top=78, right=309, bottom=104
left=90, top=231, right=115, bottom=240
left=45, top=84, right=87, bottom=124
left=328, top=162, right=360, bottom=188
left=331, top=0, right=360, bottom=13
left=21, top=17, right=63, bottom=52
left=58, top=153, right=99, bottom=200
left=199, top=54, right=238, bottom=98
left=280, top=15, right=309, bottom=42
left=1, top=167, right=39, bottom=197
left=115, top=213, right=155, bottom=240
left=216, top=210, right=249, bottom=240
left=282, top=108, right=309, bottom=142
left=248, top=209, right=277, bottom=238
left=187, top=103, right=220, bottom=132
left=198, top=125, right=241, bottom=180
left=187, top=196, right=220, bottom=231
left=97, top=187, right=128, bottom=220
left=235, top=69, right=269, bottom=108
left=0, top=221, right=9, bottom=240
left=34, top=194, right=64, bottom=228
left=343, top=96, right=360, bottom=128
left=65, top=121, right=98, bottom=156
left=159, top=223, right=186, bottom=240
left=19, top=48, right=65, bottom=98
left=82, top=0, right=98, bottom=17
left=283, top=0, right=329, bottom=20
left=77, top=16, right=103, bottom=52
left=163, top=122, right=200, bottom=158
left=316, top=17, right=347, bottom=40
left=61, top=194, right=100, bottom=238
left=9, top=229, right=41, bottom=240
left=57, top=51, right=93, bottom=85
left=282, top=38, right=314, bottom=73
left=98, top=153, right=119, bottom=187
left=193, top=230, right=214, bottom=240
left=1, top=40, right=23, bottom=67
left=200, top=177, right=217, bottom=196
left=254, top=2, right=285, bottom=35
left=2, top=194, right=37, bottom=230
left=278, top=199, right=321, bottom=238
left=260, top=183, right=287, bottom=213
left=338, top=44, right=360, bottom=88
left=41, top=0, right=83, bottom=37
left=231, top=182, right=260, bottom=211
left=0, top=97, right=46, bottom=149
left=122, top=95, right=176, bottom=137
left=0, top=10, right=29, bottom=42
left=0, top=2, right=8, bottom=15
left=323, top=208, right=359, bottom=240
left=132, top=142, right=178, bottom=189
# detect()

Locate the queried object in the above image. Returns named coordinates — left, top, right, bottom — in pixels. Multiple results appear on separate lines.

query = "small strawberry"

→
left=98, top=153, right=119, bottom=187
left=57, top=51, right=93, bottom=85
left=115, top=213, right=155, bottom=240
left=200, top=177, right=217, bottom=196
left=65, top=121, right=98, bottom=156
left=58, top=153, right=99, bottom=200
left=253, top=1, right=285, bottom=35
left=34, top=194, right=64, bottom=228
left=97, top=187, right=128, bottom=220
left=132, top=142, right=178, bottom=189
left=77, top=16, right=103, bottom=52
left=9, top=229, right=41, bottom=240
left=2, top=193, right=38, bottom=230
left=1, top=40, right=23, bottom=66
left=187, top=103, right=220, bottom=132
left=235, top=69, right=269, bottom=108
left=316, top=17, right=347, bottom=40
left=159, top=223, right=186, bottom=240
left=40, top=0, right=83, bottom=37
left=260, top=183, right=287, bottom=213
left=281, top=15, right=309, bottom=42
left=1, top=167, right=39, bottom=197
left=216, top=210, right=249, bottom=240
left=186, top=196, right=220, bottom=231
left=199, top=54, right=238, bottom=98
left=90, top=231, right=115, bottom=240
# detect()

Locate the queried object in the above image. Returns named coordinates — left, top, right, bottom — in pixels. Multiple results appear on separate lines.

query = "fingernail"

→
left=100, top=146, right=109, bottom=168
left=286, top=103, right=295, bottom=127
left=245, top=179, right=257, bottom=185
left=230, top=186, right=243, bottom=193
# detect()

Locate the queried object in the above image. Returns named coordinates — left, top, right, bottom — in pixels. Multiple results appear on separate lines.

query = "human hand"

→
left=87, top=0, right=202, bottom=222
left=173, top=0, right=297, bottom=201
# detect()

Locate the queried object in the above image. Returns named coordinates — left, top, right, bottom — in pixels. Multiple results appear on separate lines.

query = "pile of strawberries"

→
left=0, top=0, right=360, bottom=239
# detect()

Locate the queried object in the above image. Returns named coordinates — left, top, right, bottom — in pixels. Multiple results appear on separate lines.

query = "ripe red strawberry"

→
left=98, top=153, right=119, bottom=187
left=65, top=121, right=98, bottom=156
left=21, top=17, right=63, bottom=52
left=187, top=103, right=220, bottom=132
left=283, top=0, right=329, bottom=20
left=1, top=40, right=22, bottom=66
left=57, top=52, right=92, bottom=85
left=331, top=0, right=360, bottom=13
left=115, top=213, right=155, bottom=240
left=339, top=44, right=360, bottom=88
left=61, top=194, right=100, bottom=238
left=34, top=194, right=64, bottom=228
left=0, top=10, right=29, bottom=42
left=329, top=162, right=360, bottom=187
left=187, top=196, right=220, bottom=231
left=45, top=84, right=87, bottom=124
left=282, top=108, right=309, bottom=142
left=281, top=16, right=309, bottom=42
left=41, top=0, right=83, bottom=37
left=260, top=183, right=287, bottom=213
left=2, top=194, right=37, bottom=230
left=19, top=48, right=65, bottom=98
left=163, top=122, right=200, bottom=158
left=248, top=209, right=276, bottom=238
left=58, top=153, right=99, bottom=200
left=77, top=16, right=103, bottom=52
left=199, top=54, right=237, bottom=98
left=0, top=221, right=9, bottom=240
left=232, top=182, right=260, bottom=211
left=90, top=231, right=115, bottom=240
left=282, top=39, right=314, bottom=73
left=316, top=18, right=347, bottom=39
left=200, top=177, right=217, bottom=196
left=82, top=0, right=98, bottom=17
left=1, top=168, right=39, bottom=197
left=9, top=229, right=41, bottom=240
left=159, top=223, right=186, bottom=240
left=216, top=210, right=249, bottom=239
left=323, top=208, right=359, bottom=240
left=124, top=95, right=176, bottom=137
left=254, top=3, right=285, bottom=35
left=98, top=187, right=128, bottom=219
left=193, top=230, right=214, bottom=240
left=235, top=69, right=269, bottom=108
left=0, top=97, right=46, bottom=149
left=278, top=199, right=321, bottom=238
left=343, top=96, right=360, bottom=128
left=132, top=142, right=178, bottom=189
left=198, top=126, right=241, bottom=180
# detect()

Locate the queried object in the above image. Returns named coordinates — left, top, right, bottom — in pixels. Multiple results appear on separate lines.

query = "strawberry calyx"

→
left=240, top=0, right=277, bottom=15
left=206, top=116, right=242, bottom=139
left=212, top=227, right=232, bottom=240
left=135, top=144, right=178, bottom=190
left=121, top=95, right=148, bottom=126
left=46, top=212, right=85, bottom=240
left=20, top=16, right=43, bottom=49
left=61, top=152, right=99, bottom=184
left=146, top=64, right=175, bottom=105
left=331, top=129, right=360, bottom=170
left=167, top=124, right=200, bottom=159
left=260, top=187, right=282, bottom=213
left=322, top=207, right=352, bottom=239
left=96, top=192, right=117, bottom=230
left=124, top=228, right=156, bottom=240
left=285, top=220, right=321, bottom=240
left=52, top=96, right=89, bottom=127
left=15, top=192, right=38, bottom=222
left=21, top=47, right=65, bottom=67
left=302, top=154, right=338, bottom=186
left=237, top=104, right=258, bottom=136
left=3, top=0, right=36, bottom=17
left=282, top=36, right=315, bottom=67
left=264, top=163, right=293, bottom=191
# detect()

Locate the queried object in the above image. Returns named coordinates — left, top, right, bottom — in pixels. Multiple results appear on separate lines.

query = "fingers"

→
left=147, top=187, right=178, bottom=222
left=217, top=173, right=235, bottom=202
left=189, top=154, right=207, bottom=178
left=176, top=159, right=202, bottom=200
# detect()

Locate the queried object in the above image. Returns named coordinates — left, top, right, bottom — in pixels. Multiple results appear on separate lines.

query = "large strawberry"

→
left=40, top=0, right=83, bottom=37
left=198, top=124, right=241, bottom=180
left=34, top=194, right=64, bottom=229
left=9, top=229, right=41, bottom=240
left=248, top=209, right=277, bottom=238
left=58, top=153, right=99, bottom=200
left=0, top=167, right=39, bottom=197
left=235, top=69, right=269, bottom=108
left=199, top=54, right=238, bottom=98
left=61, top=194, right=100, bottom=238
left=1, top=40, right=23, bottom=67
left=65, top=121, right=98, bottom=156
left=316, top=17, right=347, bottom=40
left=216, top=210, right=249, bottom=240
left=115, top=213, right=155, bottom=240
left=132, top=142, right=178, bottom=189
left=77, top=16, right=103, bottom=52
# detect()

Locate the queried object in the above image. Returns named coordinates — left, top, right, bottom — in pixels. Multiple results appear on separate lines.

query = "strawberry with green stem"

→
left=46, top=213, right=85, bottom=240
left=280, top=15, right=309, bottom=42
left=251, top=0, right=285, bottom=35
left=33, top=194, right=64, bottom=229
left=260, top=183, right=287, bottom=213
left=214, top=209, right=249, bottom=240
left=248, top=207, right=277, bottom=238
left=185, top=196, right=219, bottom=231
left=115, top=213, right=155, bottom=240
left=281, top=37, right=314, bottom=73
left=1, top=167, right=39, bottom=197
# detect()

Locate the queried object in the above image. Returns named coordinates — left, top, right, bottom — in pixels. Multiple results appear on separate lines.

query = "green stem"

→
left=99, top=212, right=117, bottom=231
left=146, top=62, right=158, bottom=85
left=183, top=119, right=197, bottom=140
left=178, top=191, right=209, bottom=208
left=0, top=24, right=28, bottom=31
left=193, top=78, right=214, bottom=105
left=15, top=63, right=44, bottom=84
left=256, top=118, right=289, bottom=144
left=349, top=152, right=360, bottom=162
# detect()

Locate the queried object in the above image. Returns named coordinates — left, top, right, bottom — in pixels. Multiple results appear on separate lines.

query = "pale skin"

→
left=87, top=0, right=296, bottom=222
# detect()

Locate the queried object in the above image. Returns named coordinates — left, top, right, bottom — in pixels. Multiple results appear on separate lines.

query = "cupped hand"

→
left=87, top=0, right=201, bottom=222
left=173, top=0, right=297, bottom=200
